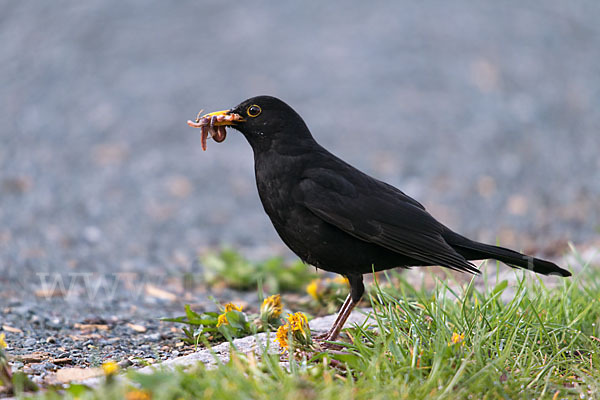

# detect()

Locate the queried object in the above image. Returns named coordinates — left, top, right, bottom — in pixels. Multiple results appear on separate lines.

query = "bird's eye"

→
left=246, top=105, right=262, bottom=118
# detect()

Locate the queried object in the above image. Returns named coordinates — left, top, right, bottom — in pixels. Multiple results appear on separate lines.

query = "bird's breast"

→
left=253, top=152, right=321, bottom=250
left=254, top=154, right=303, bottom=225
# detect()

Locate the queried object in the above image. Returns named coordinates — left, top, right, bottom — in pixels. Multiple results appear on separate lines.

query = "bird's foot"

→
left=313, top=331, right=332, bottom=341
left=311, top=331, right=347, bottom=351
left=314, top=340, right=345, bottom=352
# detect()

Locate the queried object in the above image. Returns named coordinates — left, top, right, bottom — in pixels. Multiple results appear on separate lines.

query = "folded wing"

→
left=297, top=168, right=479, bottom=274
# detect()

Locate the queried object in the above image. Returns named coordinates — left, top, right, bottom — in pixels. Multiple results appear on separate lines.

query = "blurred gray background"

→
left=1, top=1, right=599, bottom=294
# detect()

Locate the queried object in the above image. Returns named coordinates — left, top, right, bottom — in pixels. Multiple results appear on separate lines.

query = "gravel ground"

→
left=1, top=0, right=600, bottom=387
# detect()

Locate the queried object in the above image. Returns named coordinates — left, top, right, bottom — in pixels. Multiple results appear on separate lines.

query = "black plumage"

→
left=190, top=95, right=571, bottom=341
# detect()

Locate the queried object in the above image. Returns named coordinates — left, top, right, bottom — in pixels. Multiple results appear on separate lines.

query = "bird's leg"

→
left=314, top=294, right=353, bottom=340
left=317, top=295, right=358, bottom=341
left=315, top=275, right=364, bottom=342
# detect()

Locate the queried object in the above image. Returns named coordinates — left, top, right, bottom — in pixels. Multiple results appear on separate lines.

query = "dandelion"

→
left=224, top=302, right=243, bottom=312
left=0, top=334, right=6, bottom=349
left=125, top=389, right=151, bottom=400
left=275, top=312, right=313, bottom=351
left=331, top=276, right=349, bottom=285
left=275, top=323, right=290, bottom=349
left=261, top=294, right=282, bottom=318
left=449, top=332, right=465, bottom=346
left=216, top=313, right=228, bottom=327
left=217, top=302, right=244, bottom=327
left=101, top=360, right=119, bottom=376
left=260, top=294, right=283, bottom=324
left=288, top=312, right=309, bottom=332
left=307, top=277, right=348, bottom=305
left=306, top=279, right=320, bottom=300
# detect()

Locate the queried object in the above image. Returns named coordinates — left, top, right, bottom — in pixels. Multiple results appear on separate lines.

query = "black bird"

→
left=188, top=95, right=571, bottom=341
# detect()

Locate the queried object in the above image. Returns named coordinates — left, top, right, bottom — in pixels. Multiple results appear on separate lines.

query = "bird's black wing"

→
left=297, top=167, right=479, bottom=274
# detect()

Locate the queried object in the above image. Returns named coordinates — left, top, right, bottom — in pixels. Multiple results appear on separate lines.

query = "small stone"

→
left=2, top=324, right=23, bottom=333
left=51, top=358, right=72, bottom=365
left=117, top=359, right=133, bottom=368
left=46, top=336, right=57, bottom=344
left=43, top=362, right=57, bottom=371
left=47, top=318, right=62, bottom=329
left=126, top=323, right=147, bottom=333
left=23, top=338, right=37, bottom=347
left=30, top=363, right=46, bottom=374
left=145, top=333, right=160, bottom=342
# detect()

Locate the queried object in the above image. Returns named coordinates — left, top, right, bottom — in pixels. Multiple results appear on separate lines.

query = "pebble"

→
left=12, top=361, right=24, bottom=370
left=46, top=318, right=63, bottom=329
left=117, top=359, right=133, bottom=368
left=146, top=333, right=161, bottom=342
left=43, top=362, right=57, bottom=371
left=23, top=338, right=37, bottom=347
left=30, top=364, right=46, bottom=374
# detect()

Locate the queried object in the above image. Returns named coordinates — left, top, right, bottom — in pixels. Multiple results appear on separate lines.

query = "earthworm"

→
left=200, top=125, right=208, bottom=151
left=187, top=112, right=240, bottom=151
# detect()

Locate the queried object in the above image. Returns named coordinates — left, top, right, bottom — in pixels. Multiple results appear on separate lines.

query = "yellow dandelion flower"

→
left=217, top=302, right=243, bottom=327
left=449, top=332, right=465, bottom=346
left=288, top=312, right=312, bottom=347
left=306, top=279, right=320, bottom=300
left=288, top=312, right=308, bottom=332
left=0, top=334, right=7, bottom=349
left=275, top=324, right=289, bottom=349
left=261, top=294, right=283, bottom=319
left=331, top=276, right=349, bottom=285
left=275, top=312, right=312, bottom=350
left=101, top=360, right=119, bottom=375
left=224, top=302, right=243, bottom=313
left=216, top=313, right=228, bottom=327
left=125, top=389, right=151, bottom=400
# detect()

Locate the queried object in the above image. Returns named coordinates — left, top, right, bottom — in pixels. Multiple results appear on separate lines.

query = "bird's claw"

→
left=311, top=331, right=347, bottom=352
left=313, top=331, right=334, bottom=341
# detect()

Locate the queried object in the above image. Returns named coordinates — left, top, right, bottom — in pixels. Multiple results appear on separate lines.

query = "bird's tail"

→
left=444, top=231, right=571, bottom=277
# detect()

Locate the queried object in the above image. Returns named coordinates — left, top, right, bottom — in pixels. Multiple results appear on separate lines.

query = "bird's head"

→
left=187, top=96, right=313, bottom=152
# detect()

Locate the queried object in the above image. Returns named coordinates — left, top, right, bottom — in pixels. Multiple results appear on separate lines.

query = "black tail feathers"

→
left=446, top=232, right=571, bottom=277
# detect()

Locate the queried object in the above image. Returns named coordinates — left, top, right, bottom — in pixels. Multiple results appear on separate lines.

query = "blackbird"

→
left=188, top=95, right=571, bottom=341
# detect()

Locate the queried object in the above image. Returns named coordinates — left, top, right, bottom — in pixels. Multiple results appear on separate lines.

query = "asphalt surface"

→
left=1, top=1, right=599, bottom=377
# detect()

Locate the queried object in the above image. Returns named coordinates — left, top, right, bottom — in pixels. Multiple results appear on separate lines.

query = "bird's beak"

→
left=187, top=109, right=245, bottom=128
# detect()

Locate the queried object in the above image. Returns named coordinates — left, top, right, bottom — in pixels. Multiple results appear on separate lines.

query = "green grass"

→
left=25, top=254, right=600, bottom=399
left=201, top=248, right=317, bottom=292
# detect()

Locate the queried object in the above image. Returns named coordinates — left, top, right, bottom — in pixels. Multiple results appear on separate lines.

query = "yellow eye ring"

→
left=247, top=105, right=262, bottom=117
